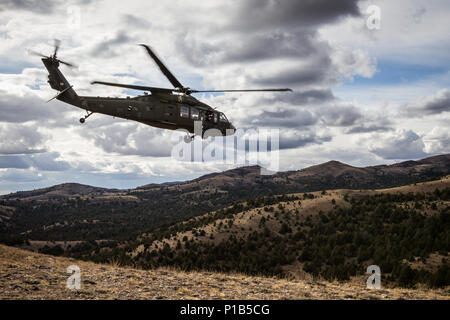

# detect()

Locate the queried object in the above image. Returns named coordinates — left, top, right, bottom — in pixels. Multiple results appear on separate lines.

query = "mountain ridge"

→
left=2, top=154, right=449, bottom=200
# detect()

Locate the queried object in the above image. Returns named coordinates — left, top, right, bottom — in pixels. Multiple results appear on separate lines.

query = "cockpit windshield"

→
left=219, top=113, right=228, bottom=122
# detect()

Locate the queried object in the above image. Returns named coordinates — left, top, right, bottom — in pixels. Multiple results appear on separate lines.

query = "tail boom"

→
left=42, top=57, right=81, bottom=107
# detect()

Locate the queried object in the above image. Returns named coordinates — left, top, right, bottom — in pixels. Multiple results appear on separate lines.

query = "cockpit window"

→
left=219, top=113, right=228, bottom=122
left=180, top=105, right=189, bottom=118
left=191, top=107, right=199, bottom=120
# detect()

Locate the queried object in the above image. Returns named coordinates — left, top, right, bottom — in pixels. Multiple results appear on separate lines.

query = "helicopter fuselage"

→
left=43, top=56, right=235, bottom=137
left=78, top=93, right=235, bottom=135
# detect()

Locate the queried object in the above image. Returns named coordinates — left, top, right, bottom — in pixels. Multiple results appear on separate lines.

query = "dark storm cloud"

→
left=346, top=124, right=392, bottom=134
left=251, top=108, right=318, bottom=128
left=0, top=0, right=56, bottom=13
left=252, top=59, right=334, bottom=88
left=320, top=105, right=362, bottom=126
left=0, top=152, right=71, bottom=171
left=179, top=27, right=334, bottom=74
left=270, top=89, right=335, bottom=105
left=403, top=88, right=450, bottom=117
left=242, top=95, right=364, bottom=131
left=217, top=30, right=329, bottom=64
left=90, top=31, right=135, bottom=58
left=0, top=156, right=30, bottom=169
left=346, top=114, right=394, bottom=134
left=234, top=0, right=360, bottom=31
left=179, top=0, right=360, bottom=73
left=279, top=131, right=332, bottom=150
left=0, top=91, right=71, bottom=123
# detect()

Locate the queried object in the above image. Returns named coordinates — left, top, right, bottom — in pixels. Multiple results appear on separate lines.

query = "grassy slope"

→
left=0, top=244, right=448, bottom=300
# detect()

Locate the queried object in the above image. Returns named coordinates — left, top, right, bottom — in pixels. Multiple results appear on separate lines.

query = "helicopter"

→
left=33, top=40, right=292, bottom=140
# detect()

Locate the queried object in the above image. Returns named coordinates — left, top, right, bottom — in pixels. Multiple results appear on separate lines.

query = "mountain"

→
left=1, top=183, right=122, bottom=201
left=0, top=154, right=449, bottom=244
left=0, top=154, right=449, bottom=289
left=3, top=154, right=450, bottom=201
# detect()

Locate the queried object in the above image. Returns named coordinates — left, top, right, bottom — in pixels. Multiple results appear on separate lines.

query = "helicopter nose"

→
left=228, top=124, right=236, bottom=134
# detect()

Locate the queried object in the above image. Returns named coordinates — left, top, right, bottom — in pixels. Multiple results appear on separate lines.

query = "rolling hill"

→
left=0, top=155, right=449, bottom=289
left=88, top=175, right=449, bottom=288
left=0, top=154, right=449, bottom=244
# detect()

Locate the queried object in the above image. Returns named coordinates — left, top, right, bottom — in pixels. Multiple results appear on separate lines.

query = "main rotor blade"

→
left=91, top=81, right=173, bottom=93
left=28, top=49, right=48, bottom=58
left=139, top=44, right=183, bottom=89
left=59, top=60, right=77, bottom=68
left=190, top=88, right=293, bottom=93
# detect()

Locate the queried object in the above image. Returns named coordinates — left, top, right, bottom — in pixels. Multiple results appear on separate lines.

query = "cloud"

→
left=261, top=89, right=336, bottom=106
left=0, top=0, right=449, bottom=194
left=0, top=123, right=47, bottom=154
left=346, top=124, right=392, bottom=134
left=0, top=156, right=30, bottom=169
left=320, top=104, right=363, bottom=126
left=423, top=126, right=450, bottom=154
left=0, top=90, right=72, bottom=123
left=346, top=114, right=393, bottom=134
left=251, top=108, right=318, bottom=128
left=0, top=152, right=71, bottom=171
left=0, top=0, right=57, bottom=14
left=78, top=122, right=176, bottom=157
left=368, top=129, right=427, bottom=160
left=176, top=0, right=373, bottom=93
left=403, top=88, right=450, bottom=117
left=234, top=0, right=360, bottom=31
left=90, top=31, right=136, bottom=58
left=0, top=169, right=43, bottom=183
left=30, top=152, right=71, bottom=171
left=279, top=130, right=332, bottom=149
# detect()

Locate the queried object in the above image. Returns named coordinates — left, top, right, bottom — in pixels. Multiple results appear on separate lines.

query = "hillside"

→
left=0, top=244, right=448, bottom=300
left=97, top=176, right=450, bottom=288
left=0, top=154, right=449, bottom=244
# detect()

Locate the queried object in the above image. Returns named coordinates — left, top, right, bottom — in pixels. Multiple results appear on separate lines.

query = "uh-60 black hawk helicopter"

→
left=33, top=40, right=292, bottom=140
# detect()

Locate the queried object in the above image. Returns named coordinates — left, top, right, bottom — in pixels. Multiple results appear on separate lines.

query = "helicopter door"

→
left=213, top=112, right=218, bottom=123
left=163, top=105, right=176, bottom=123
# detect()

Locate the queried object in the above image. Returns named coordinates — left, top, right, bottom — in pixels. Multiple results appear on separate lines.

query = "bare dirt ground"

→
left=0, top=244, right=448, bottom=300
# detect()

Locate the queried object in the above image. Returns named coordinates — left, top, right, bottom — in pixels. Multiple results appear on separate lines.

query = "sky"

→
left=0, top=0, right=449, bottom=194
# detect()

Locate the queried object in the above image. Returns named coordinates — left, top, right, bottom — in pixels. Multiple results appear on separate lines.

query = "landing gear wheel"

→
left=80, top=111, right=93, bottom=124
left=184, top=135, right=194, bottom=143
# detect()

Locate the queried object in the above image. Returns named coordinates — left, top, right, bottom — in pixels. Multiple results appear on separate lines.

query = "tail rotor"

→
left=28, top=39, right=77, bottom=68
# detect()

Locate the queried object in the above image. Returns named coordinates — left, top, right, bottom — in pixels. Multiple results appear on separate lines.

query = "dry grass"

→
left=1, top=244, right=448, bottom=300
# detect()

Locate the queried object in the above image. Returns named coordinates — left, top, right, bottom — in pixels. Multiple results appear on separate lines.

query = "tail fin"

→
left=42, top=58, right=81, bottom=107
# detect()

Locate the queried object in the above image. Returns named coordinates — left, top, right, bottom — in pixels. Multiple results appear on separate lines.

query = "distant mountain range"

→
left=0, top=154, right=449, bottom=243
left=2, top=154, right=449, bottom=202
left=1, top=154, right=449, bottom=288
